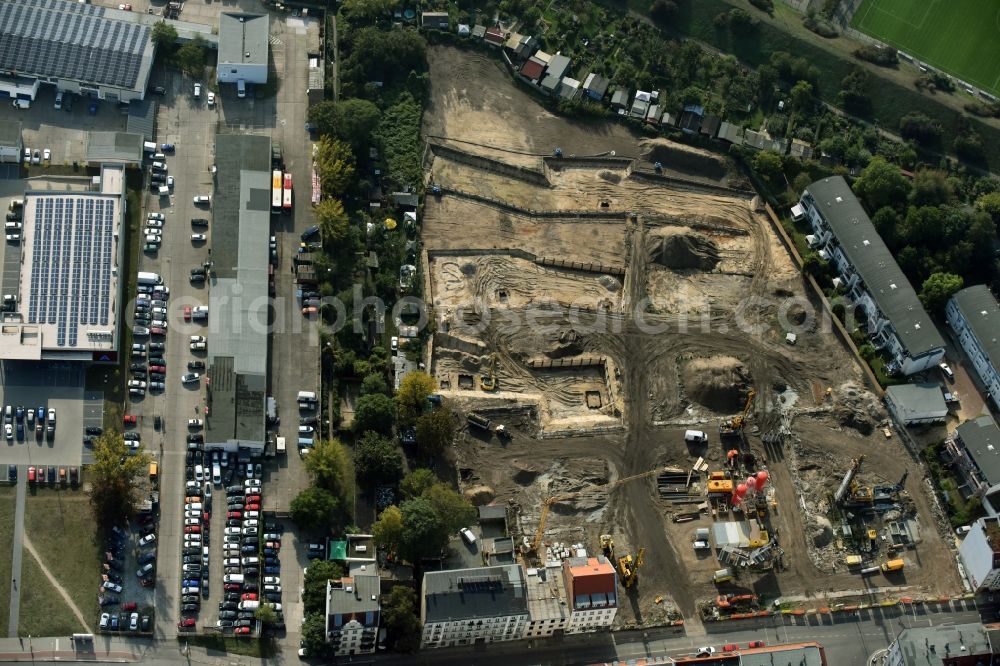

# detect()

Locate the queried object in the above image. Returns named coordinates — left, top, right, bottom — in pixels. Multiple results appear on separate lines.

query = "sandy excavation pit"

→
left=422, top=46, right=961, bottom=628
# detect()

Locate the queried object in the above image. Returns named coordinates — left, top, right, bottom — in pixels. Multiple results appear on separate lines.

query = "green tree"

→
left=649, top=0, right=678, bottom=23
left=976, top=192, right=1000, bottom=222
left=396, top=370, right=436, bottom=421
left=340, top=0, right=396, bottom=23
left=899, top=111, right=942, bottom=146
left=871, top=207, right=900, bottom=248
left=909, top=170, right=954, bottom=207
left=301, top=612, right=330, bottom=658
left=175, top=36, right=207, bottom=79
left=342, top=27, right=428, bottom=92
left=354, top=431, right=402, bottom=486
left=424, top=483, right=477, bottom=534
left=290, top=486, right=340, bottom=533
left=354, top=393, right=395, bottom=435
left=789, top=80, right=814, bottom=113
left=919, top=272, right=964, bottom=315
left=90, top=432, right=152, bottom=525
left=315, top=137, right=356, bottom=198
left=414, top=407, right=455, bottom=458
left=853, top=157, right=911, bottom=211
left=310, top=99, right=382, bottom=149
left=839, top=66, right=871, bottom=116
left=254, top=605, right=278, bottom=625
left=314, top=198, right=350, bottom=244
left=361, top=373, right=389, bottom=395
left=373, top=505, right=404, bottom=556
left=151, top=21, right=178, bottom=54
left=303, top=438, right=353, bottom=500
left=752, top=151, right=784, bottom=186
left=399, top=497, right=449, bottom=563
left=382, top=586, right=422, bottom=653
left=400, top=468, right=437, bottom=500
left=303, top=560, right=345, bottom=614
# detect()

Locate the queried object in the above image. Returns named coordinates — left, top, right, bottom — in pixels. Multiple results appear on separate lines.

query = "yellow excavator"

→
left=618, top=548, right=645, bottom=588
left=481, top=353, right=497, bottom=391
left=721, top=388, right=756, bottom=438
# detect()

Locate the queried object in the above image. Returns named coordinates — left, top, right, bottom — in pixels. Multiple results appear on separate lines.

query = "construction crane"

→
left=618, top=548, right=645, bottom=588
left=530, top=467, right=673, bottom=554
left=480, top=353, right=497, bottom=391
left=720, top=388, right=755, bottom=439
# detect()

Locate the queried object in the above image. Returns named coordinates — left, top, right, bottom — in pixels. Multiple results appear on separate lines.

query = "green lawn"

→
left=852, top=0, right=1000, bottom=96
left=22, top=488, right=102, bottom=633
left=17, top=549, right=84, bottom=636
left=0, top=485, right=16, bottom=631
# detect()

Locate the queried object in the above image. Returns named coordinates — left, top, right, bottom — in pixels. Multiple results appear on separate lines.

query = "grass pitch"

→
left=851, top=0, right=1000, bottom=96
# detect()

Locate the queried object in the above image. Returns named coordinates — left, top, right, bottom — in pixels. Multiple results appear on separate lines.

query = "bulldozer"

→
left=618, top=548, right=645, bottom=588
left=480, top=353, right=498, bottom=391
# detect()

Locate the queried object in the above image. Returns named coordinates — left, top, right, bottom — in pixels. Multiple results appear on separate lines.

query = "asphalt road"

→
left=7, top=470, right=25, bottom=637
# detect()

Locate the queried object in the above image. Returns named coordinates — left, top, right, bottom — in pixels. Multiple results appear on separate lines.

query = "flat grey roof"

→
left=957, top=416, right=1000, bottom=487
left=423, top=565, right=527, bottom=623
left=885, top=382, right=946, bottom=415
left=892, top=623, right=991, bottom=665
left=218, top=13, right=269, bottom=67
left=85, top=131, right=143, bottom=164
left=327, top=575, right=380, bottom=616
left=952, top=285, right=1000, bottom=373
left=0, top=120, right=22, bottom=147
left=805, top=176, right=944, bottom=357
left=126, top=100, right=156, bottom=141
left=0, top=0, right=152, bottom=90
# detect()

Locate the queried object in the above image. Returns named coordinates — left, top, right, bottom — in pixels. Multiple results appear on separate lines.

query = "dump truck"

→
left=712, top=568, right=734, bottom=583
left=881, top=559, right=904, bottom=573
left=467, top=412, right=491, bottom=430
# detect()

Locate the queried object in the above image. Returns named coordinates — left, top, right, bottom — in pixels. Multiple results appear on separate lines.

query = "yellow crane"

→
left=480, top=353, right=497, bottom=391
left=619, top=547, right=645, bottom=588
left=720, top=388, right=756, bottom=438
left=530, top=466, right=673, bottom=554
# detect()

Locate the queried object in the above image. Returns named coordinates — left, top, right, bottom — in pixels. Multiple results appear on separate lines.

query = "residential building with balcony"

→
left=958, top=517, right=1000, bottom=593
left=947, top=285, right=1000, bottom=412
left=795, top=177, right=945, bottom=376
left=525, top=564, right=570, bottom=638
left=325, top=575, right=380, bottom=656
left=946, top=416, right=1000, bottom=512
left=420, top=565, right=529, bottom=649
left=562, top=556, right=618, bottom=633
left=884, top=621, right=995, bottom=665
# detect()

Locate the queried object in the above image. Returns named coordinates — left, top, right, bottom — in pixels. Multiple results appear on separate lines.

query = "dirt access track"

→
left=421, top=46, right=961, bottom=630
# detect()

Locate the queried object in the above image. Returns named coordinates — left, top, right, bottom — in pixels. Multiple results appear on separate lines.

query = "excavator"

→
left=529, top=466, right=675, bottom=556
left=720, top=388, right=755, bottom=439
left=618, top=548, right=645, bottom=588
left=481, top=353, right=498, bottom=391
left=715, top=593, right=758, bottom=611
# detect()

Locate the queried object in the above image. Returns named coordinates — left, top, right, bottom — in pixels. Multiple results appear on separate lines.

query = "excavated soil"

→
left=648, top=230, right=721, bottom=271
left=682, top=356, right=751, bottom=414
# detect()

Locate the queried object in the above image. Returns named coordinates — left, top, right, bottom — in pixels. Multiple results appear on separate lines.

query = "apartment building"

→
left=325, top=575, right=380, bottom=656
left=795, top=177, right=944, bottom=375
left=946, top=416, right=1000, bottom=511
left=947, top=285, right=1000, bottom=412
left=420, top=565, right=529, bottom=648
left=525, top=564, right=570, bottom=638
left=562, top=556, right=618, bottom=633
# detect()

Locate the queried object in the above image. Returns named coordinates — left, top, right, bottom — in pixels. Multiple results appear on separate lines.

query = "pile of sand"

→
left=682, top=356, right=750, bottom=413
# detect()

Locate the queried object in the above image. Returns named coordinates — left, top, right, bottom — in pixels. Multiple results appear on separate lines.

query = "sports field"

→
left=851, top=0, right=1000, bottom=96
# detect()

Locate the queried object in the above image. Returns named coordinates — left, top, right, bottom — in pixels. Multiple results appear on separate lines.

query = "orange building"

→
left=561, top=556, right=618, bottom=633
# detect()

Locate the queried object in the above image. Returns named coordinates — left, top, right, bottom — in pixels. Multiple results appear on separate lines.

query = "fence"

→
left=526, top=356, right=606, bottom=369
left=535, top=257, right=625, bottom=276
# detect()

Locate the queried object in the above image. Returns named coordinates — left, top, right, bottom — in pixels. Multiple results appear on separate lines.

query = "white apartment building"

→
left=420, top=565, right=528, bottom=648
left=947, top=285, right=1000, bottom=412
left=795, top=177, right=944, bottom=376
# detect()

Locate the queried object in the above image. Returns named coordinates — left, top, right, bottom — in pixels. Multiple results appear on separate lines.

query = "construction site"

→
left=422, top=47, right=961, bottom=630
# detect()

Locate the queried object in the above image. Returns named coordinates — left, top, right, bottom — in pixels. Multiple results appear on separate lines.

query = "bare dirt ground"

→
left=423, top=45, right=961, bottom=631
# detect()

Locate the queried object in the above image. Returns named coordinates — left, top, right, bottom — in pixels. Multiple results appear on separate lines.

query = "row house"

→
left=947, top=285, right=1000, bottom=412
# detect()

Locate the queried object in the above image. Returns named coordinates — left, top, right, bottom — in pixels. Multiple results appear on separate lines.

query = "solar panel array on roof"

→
left=0, top=0, right=150, bottom=90
left=27, top=197, right=113, bottom=347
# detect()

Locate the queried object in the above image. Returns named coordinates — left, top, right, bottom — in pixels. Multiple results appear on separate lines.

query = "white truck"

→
left=137, top=272, right=162, bottom=286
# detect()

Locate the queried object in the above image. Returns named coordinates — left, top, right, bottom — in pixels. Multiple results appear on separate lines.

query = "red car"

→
left=184, top=525, right=201, bottom=534
left=227, top=511, right=242, bottom=519
left=27, top=466, right=35, bottom=483
left=177, top=618, right=196, bottom=629
left=150, top=327, right=166, bottom=336
left=234, top=626, right=251, bottom=635
left=183, top=306, right=192, bottom=321
left=123, top=415, right=137, bottom=426
left=121, top=601, right=137, bottom=611
left=265, top=541, right=280, bottom=550
left=748, top=641, right=765, bottom=648
left=245, top=503, right=260, bottom=511
left=241, top=593, right=257, bottom=601
left=149, top=365, right=165, bottom=373
left=224, top=583, right=242, bottom=591
left=723, top=644, right=738, bottom=652
left=245, top=495, right=261, bottom=503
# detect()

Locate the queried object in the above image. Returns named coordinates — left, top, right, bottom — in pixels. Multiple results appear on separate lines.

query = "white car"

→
left=245, top=485, right=261, bottom=495
left=244, top=511, right=260, bottom=520
left=243, top=520, right=259, bottom=530
left=146, top=219, right=163, bottom=228
left=183, top=534, right=202, bottom=544
left=299, top=425, right=314, bottom=434
left=242, top=526, right=258, bottom=536
left=263, top=576, right=280, bottom=585
left=185, top=510, right=202, bottom=519
left=23, top=148, right=31, bottom=164
left=167, top=176, right=175, bottom=188
left=127, top=380, right=147, bottom=389
left=184, top=502, right=202, bottom=511
left=184, top=517, right=201, bottom=526
left=697, top=647, right=717, bottom=657
left=190, top=335, right=206, bottom=344
left=138, top=533, right=156, bottom=546
left=4, top=424, right=11, bottom=441
left=42, top=148, right=51, bottom=162
left=188, top=418, right=203, bottom=428
left=147, top=212, right=165, bottom=221
left=207, top=91, right=216, bottom=106
left=193, top=82, right=201, bottom=98
left=182, top=586, right=200, bottom=595
left=191, top=341, right=207, bottom=351
left=390, top=336, right=398, bottom=351
left=182, top=372, right=201, bottom=384
left=224, top=526, right=242, bottom=536
left=224, top=557, right=240, bottom=567
left=31, top=149, right=40, bottom=165
left=193, top=195, right=210, bottom=205
left=939, top=362, right=955, bottom=381
left=144, top=228, right=162, bottom=236
left=263, top=584, right=281, bottom=593
left=191, top=233, right=206, bottom=242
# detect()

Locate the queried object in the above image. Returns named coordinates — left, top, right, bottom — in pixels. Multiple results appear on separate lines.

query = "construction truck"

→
left=494, top=424, right=511, bottom=440
left=720, top=389, right=755, bottom=439
left=481, top=353, right=498, bottom=391
left=881, top=558, right=904, bottom=573
left=618, top=548, right=645, bottom=588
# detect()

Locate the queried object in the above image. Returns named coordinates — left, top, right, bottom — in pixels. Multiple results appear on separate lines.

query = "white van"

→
left=157, top=185, right=170, bottom=197
left=143, top=141, right=157, bottom=153
left=223, top=573, right=244, bottom=584
left=460, top=527, right=477, bottom=546
left=684, top=430, right=708, bottom=444
left=237, top=79, right=246, bottom=98
left=297, top=391, right=317, bottom=403
left=238, top=600, right=259, bottom=611
left=11, top=99, right=30, bottom=110
left=212, top=462, right=221, bottom=486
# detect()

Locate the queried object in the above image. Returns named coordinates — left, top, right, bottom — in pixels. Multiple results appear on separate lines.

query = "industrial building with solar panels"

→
left=0, top=0, right=155, bottom=103
left=0, top=166, right=126, bottom=362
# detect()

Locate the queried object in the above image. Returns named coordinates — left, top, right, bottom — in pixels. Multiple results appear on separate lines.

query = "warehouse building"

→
left=795, top=177, right=944, bottom=376
left=0, top=166, right=126, bottom=361
left=217, top=13, right=269, bottom=87
left=947, top=285, right=1000, bottom=412
left=0, top=0, right=155, bottom=103
left=204, top=133, right=271, bottom=455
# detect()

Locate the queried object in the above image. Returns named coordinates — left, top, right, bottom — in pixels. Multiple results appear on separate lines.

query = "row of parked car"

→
left=4, top=404, right=55, bottom=442
left=98, top=522, right=155, bottom=633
